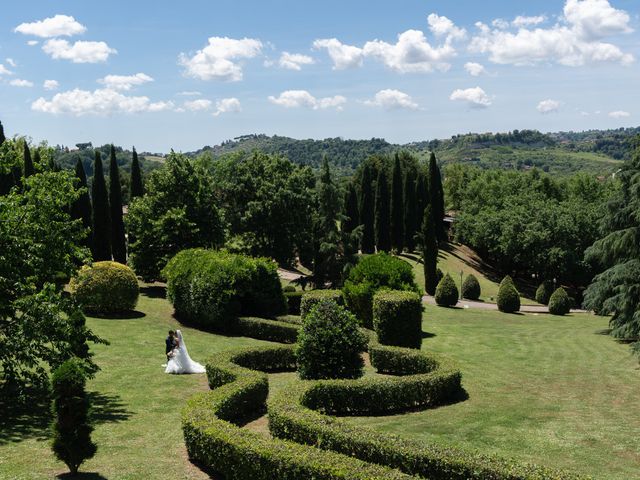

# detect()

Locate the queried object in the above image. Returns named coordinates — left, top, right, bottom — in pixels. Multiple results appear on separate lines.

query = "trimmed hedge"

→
left=284, top=291, right=303, bottom=315
left=435, top=273, right=459, bottom=307
left=373, top=290, right=423, bottom=349
left=70, top=261, right=139, bottom=314
left=461, top=274, right=481, bottom=300
left=497, top=276, right=520, bottom=313
left=548, top=287, right=571, bottom=316
left=162, top=249, right=286, bottom=330
left=300, top=289, right=344, bottom=320
left=235, top=317, right=300, bottom=343
left=343, top=253, right=420, bottom=328
left=183, top=346, right=413, bottom=480
left=535, top=281, right=553, bottom=305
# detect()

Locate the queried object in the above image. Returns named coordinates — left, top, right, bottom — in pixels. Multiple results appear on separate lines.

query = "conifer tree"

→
left=422, top=205, right=438, bottom=295
left=23, top=142, right=35, bottom=178
left=428, top=152, right=446, bottom=242
left=342, top=181, right=359, bottom=235
left=359, top=163, right=375, bottom=254
left=403, top=168, right=418, bottom=252
left=0, top=120, right=5, bottom=145
left=71, top=158, right=93, bottom=248
left=390, top=154, right=404, bottom=252
left=109, top=145, right=126, bottom=263
left=374, top=166, right=391, bottom=252
left=415, top=169, right=429, bottom=232
left=91, top=150, right=111, bottom=261
left=130, top=146, right=144, bottom=199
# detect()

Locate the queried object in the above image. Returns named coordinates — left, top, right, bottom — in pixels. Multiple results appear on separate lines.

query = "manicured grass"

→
left=343, top=305, right=640, bottom=479
left=0, top=286, right=271, bottom=480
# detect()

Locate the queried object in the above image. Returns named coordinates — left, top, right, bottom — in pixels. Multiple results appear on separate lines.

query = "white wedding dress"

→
left=165, top=330, right=206, bottom=374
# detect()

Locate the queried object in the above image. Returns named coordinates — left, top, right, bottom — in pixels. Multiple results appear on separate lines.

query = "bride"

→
left=165, top=330, right=206, bottom=374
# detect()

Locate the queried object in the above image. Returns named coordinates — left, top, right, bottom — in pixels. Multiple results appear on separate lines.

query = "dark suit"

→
left=165, top=335, right=176, bottom=359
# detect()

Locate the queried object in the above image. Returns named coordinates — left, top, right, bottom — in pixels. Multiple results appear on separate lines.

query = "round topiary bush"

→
left=342, top=252, right=419, bottom=328
left=548, top=287, right=571, bottom=315
left=373, top=290, right=423, bottom=349
left=434, top=273, right=459, bottom=307
left=535, top=281, right=553, bottom=305
left=296, top=300, right=367, bottom=380
left=461, top=274, right=481, bottom=300
left=70, top=261, right=139, bottom=314
left=300, top=289, right=344, bottom=320
left=497, top=276, right=520, bottom=313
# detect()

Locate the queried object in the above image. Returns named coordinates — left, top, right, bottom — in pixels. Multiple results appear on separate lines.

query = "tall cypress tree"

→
left=403, top=169, right=418, bottom=252
left=359, top=163, right=375, bottom=254
left=428, top=152, right=446, bottom=242
left=0, top=120, right=5, bottom=145
left=109, top=145, right=126, bottom=264
left=415, top=169, right=429, bottom=232
left=422, top=205, right=439, bottom=295
left=23, top=142, right=35, bottom=178
left=342, top=181, right=359, bottom=235
left=390, top=154, right=404, bottom=252
left=91, top=150, right=111, bottom=261
left=130, top=146, right=144, bottom=199
left=374, top=166, right=391, bottom=252
left=71, top=158, right=93, bottom=248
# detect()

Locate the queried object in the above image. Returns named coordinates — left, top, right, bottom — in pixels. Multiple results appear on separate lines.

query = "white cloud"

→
left=27, top=40, right=39, bottom=46
left=312, top=38, right=364, bottom=70
left=608, top=110, right=630, bottom=118
left=0, top=64, right=12, bottom=75
left=14, top=14, right=86, bottom=38
left=179, top=36, right=262, bottom=81
left=464, top=62, right=486, bottom=76
left=268, top=90, right=346, bottom=110
left=513, top=16, right=546, bottom=27
left=427, top=14, right=466, bottom=41
left=492, top=19, right=510, bottom=30
left=98, top=73, right=153, bottom=91
left=449, top=87, right=491, bottom=108
left=9, top=78, right=33, bottom=87
left=43, top=39, right=117, bottom=63
left=278, top=52, right=315, bottom=70
left=177, top=91, right=202, bottom=96
left=213, top=97, right=242, bottom=116
left=363, top=89, right=418, bottom=110
left=5, top=58, right=16, bottom=68
left=31, top=88, right=174, bottom=115
left=363, top=29, right=456, bottom=73
left=469, top=0, right=634, bottom=67
left=184, top=99, right=212, bottom=111
left=43, top=79, right=59, bottom=90
left=537, top=99, right=561, bottom=113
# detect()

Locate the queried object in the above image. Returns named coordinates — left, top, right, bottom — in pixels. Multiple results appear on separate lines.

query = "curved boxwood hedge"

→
left=284, top=291, right=303, bottom=315
left=300, top=289, right=344, bottom=320
left=373, top=290, right=423, bottom=349
left=234, top=317, right=300, bottom=343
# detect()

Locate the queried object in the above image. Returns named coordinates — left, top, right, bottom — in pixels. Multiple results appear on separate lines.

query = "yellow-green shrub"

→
left=70, top=261, right=139, bottom=314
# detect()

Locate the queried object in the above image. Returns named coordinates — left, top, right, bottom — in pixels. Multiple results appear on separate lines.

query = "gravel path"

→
left=423, top=295, right=587, bottom=314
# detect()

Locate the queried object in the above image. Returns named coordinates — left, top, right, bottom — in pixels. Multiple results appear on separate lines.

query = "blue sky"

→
left=0, top=0, right=638, bottom=152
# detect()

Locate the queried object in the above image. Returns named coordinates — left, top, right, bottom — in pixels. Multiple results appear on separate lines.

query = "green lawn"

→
left=2, top=288, right=638, bottom=479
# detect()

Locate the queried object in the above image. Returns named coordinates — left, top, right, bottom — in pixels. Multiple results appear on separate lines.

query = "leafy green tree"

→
left=390, top=154, right=404, bottom=252
left=130, top=146, right=144, bottom=199
left=109, top=145, right=126, bottom=263
left=374, top=166, right=391, bottom=252
left=23, top=142, right=35, bottom=179
left=70, top=158, right=93, bottom=248
left=0, top=137, right=21, bottom=195
left=428, top=152, right=446, bottom=242
left=422, top=205, right=438, bottom=295
left=359, top=163, right=375, bottom=254
left=91, top=151, right=111, bottom=261
left=403, top=168, right=418, bottom=252
left=127, top=152, right=224, bottom=280
left=51, top=358, right=97, bottom=476
left=584, top=138, right=640, bottom=356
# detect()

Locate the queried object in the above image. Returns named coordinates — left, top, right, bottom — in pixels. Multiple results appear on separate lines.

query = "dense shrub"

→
left=283, top=285, right=296, bottom=293
left=497, top=276, right=520, bottom=313
left=434, top=273, right=459, bottom=307
left=235, top=317, right=300, bottom=343
left=284, top=291, right=303, bottom=315
left=342, top=253, right=419, bottom=327
left=296, top=300, right=367, bottom=380
left=162, top=249, right=286, bottom=330
left=70, top=261, right=139, bottom=314
left=461, top=274, right=481, bottom=300
left=300, top=289, right=344, bottom=320
left=51, top=358, right=96, bottom=476
left=548, top=287, right=571, bottom=315
left=373, top=290, right=422, bottom=349
left=535, top=281, right=553, bottom=305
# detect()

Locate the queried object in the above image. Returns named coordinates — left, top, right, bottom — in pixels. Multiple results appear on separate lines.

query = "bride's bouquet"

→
left=167, top=348, right=178, bottom=359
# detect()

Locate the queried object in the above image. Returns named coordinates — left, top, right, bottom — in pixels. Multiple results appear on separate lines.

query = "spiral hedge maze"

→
left=182, top=317, right=587, bottom=480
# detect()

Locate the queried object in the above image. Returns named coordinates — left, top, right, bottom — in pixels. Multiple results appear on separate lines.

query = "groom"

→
left=165, top=330, right=177, bottom=360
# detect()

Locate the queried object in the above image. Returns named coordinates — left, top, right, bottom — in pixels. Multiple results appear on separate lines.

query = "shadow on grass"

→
left=56, top=473, right=109, bottom=480
left=140, top=285, right=167, bottom=299
left=0, top=389, right=132, bottom=446
left=422, top=331, right=437, bottom=339
left=90, top=310, right=146, bottom=320
left=188, top=459, right=225, bottom=480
